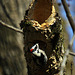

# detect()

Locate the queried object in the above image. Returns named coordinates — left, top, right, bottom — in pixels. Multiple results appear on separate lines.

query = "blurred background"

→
left=0, top=0, right=32, bottom=75
left=56, top=0, right=75, bottom=64
left=0, top=0, right=75, bottom=75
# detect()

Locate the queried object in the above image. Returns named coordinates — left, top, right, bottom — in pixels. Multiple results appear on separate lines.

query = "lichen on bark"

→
left=20, top=0, right=64, bottom=75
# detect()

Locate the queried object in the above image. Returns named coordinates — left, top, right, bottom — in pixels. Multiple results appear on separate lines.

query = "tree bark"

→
left=20, top=0, right=64, bottom=75
left=0, top=0, right=31, bottom=75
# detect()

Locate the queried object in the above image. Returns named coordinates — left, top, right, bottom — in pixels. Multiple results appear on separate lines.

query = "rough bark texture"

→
left=20, top=0, right=64, bottom=75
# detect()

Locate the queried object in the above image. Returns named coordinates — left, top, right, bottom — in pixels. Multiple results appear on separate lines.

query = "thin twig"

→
left=61, top=0, right=75, bottom=32
left=0, top=20, right=23, bottom=34
left=60, top=0, right=75, bottom=75
left=69, top=52, right=75, bottom=56
left=60, top=34, right=75, bottom=75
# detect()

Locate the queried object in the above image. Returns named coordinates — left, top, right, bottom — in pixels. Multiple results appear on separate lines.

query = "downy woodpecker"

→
left=30, top=43, right=48, bottom=65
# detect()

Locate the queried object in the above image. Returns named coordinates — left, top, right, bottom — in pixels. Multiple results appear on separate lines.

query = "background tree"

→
left=0, top=0, right=32, bottom=75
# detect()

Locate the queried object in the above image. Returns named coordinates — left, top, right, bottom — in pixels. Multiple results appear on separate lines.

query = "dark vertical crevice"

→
left=0, top=0, right=16, bottom=26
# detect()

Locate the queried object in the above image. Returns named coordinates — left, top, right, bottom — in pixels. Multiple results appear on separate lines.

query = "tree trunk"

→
left=0, top=0, right=32, bottom=75
left=20, top=0, right=64, bottom=75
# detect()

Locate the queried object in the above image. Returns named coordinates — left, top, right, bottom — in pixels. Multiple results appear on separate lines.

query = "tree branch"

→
left=61, top=0, right=75, bottom=32
left=0, top=20, right=23, bottom=34
left=60, top=34, right=75, bottom=75
left=60, top=0, right=75, bottom=75
left=69, top=52, right=75, bottom=56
